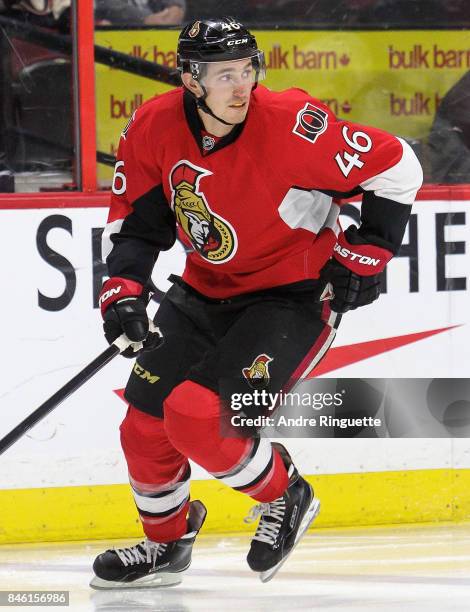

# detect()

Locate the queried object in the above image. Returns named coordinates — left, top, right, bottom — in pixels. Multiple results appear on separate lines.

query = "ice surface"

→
left=1, top=523, right=469, bottom=611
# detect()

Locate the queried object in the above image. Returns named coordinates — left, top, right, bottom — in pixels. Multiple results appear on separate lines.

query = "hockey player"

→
left=91, top=17, right=423, bottom=588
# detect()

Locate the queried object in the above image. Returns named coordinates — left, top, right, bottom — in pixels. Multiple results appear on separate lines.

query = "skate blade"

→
left=259, top=496, right=321, bottom=584
left=90, top=572, right=183, bottom=590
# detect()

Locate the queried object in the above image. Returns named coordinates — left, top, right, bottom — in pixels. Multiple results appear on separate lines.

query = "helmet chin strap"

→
left=196, top=98, right=236, bottom=127
left=194, top=84, right=236, bottom=127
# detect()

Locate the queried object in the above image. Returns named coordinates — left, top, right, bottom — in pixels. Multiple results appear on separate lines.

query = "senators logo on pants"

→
left=170, top=161, right=237, bottom=264
left=243, top=354, right=273, bottom=388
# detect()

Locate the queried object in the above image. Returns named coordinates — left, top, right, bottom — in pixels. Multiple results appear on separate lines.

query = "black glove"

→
left=321, top=259, right=382, bottom=314
left=322, top=227, right=393, bottom=314
left=99, top=277, right=162, bottom=358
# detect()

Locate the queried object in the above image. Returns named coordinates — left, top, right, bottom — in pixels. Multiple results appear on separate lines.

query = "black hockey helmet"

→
left=177, top=17, right=266, bottom=83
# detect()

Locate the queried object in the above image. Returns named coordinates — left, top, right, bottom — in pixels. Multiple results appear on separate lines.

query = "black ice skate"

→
left=245, top=443, right=320, bottom=582
left=90, top=500, right=206, bottom=589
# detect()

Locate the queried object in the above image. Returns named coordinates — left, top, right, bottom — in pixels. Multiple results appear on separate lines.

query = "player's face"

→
left=201, top=59, right=254, bottom=124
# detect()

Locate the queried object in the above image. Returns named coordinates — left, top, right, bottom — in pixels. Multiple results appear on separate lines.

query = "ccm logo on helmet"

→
left=333, top=244, right=381, bottom=266
left=99, top=286, right=122, bottom=307
left=227, top=38, right=248, bottom=46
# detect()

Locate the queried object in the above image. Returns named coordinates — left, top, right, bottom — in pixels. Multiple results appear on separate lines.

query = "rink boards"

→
left=0, top=192, right=469, bottom=542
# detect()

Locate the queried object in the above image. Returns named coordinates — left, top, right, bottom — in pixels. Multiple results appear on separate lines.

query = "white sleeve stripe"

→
left=322, top=201, right=341, bottom=235
left=101, top=218, right=124, bottom=261
left=359, top=138, right=423, bottom=205
left=278, top=188, right=333, bottom=234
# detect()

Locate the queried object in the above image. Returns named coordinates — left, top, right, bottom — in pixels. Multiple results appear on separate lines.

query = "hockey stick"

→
left=0, top=323, right=161, bottom=456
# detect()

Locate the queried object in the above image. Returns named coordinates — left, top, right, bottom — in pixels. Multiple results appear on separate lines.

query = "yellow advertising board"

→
left=95, top=29, right=470, bottom=183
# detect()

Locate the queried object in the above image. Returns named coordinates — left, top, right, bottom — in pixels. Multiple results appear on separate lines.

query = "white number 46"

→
left=335, top=126, right=372, bottom=178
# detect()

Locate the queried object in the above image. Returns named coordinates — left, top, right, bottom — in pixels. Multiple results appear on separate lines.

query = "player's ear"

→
left=181, top=73, right=203, bottom=97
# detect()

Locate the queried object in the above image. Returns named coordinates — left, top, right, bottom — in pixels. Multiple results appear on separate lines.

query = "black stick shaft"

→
left=0, top=343, right=120, bottom=456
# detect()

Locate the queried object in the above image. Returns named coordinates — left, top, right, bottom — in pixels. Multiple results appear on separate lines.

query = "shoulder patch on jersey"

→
left=292, top=102, right=328, bottom=144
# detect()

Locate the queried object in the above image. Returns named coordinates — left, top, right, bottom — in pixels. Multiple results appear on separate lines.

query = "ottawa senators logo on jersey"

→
left=170, top=161, right=237, bottom=264
left=242, top=354, right=273, bottom=389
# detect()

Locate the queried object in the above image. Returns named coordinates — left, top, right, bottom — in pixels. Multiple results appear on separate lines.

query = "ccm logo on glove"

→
left=333, top=233, right=392, bottom=276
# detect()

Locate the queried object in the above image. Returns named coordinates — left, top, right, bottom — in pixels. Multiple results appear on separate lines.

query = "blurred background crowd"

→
left=0, top=1, right=469, bottom=191
left=0, top=0, right=468, bottom=29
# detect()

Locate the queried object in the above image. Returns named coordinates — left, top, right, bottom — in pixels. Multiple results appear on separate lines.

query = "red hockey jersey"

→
left=103, top=85, right=422, bottom=298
